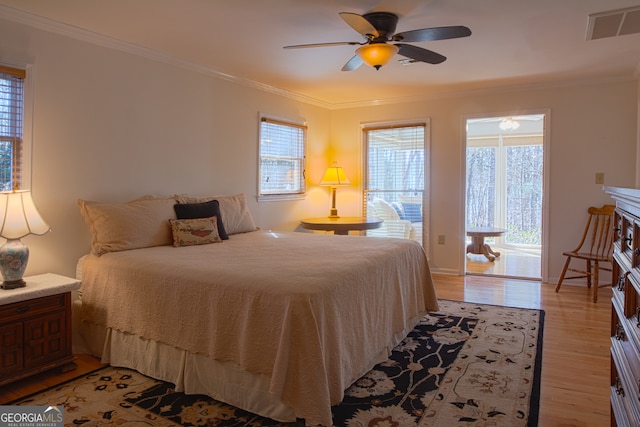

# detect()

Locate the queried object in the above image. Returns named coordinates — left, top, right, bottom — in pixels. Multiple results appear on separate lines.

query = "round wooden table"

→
left=466, top=227, right=507, bottom=261
left=300, top=217, right=383, bottom=235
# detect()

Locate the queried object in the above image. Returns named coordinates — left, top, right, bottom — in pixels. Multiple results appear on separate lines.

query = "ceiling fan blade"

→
left=393, top=26, right=472, bottom=42
left=396, top=43, right=446, bottom=64
left=341, top=55, right=364, bottom=71
left=339, top=12, right=379, bottom=38
left=284, top=41, right=362, bottom=49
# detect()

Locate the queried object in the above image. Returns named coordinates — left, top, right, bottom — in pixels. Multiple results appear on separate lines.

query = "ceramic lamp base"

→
left=0, top=238, right=29, bottom=290
left=1, top=279, right=25, bottom=289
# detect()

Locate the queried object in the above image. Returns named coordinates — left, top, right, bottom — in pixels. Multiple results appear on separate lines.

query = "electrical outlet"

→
left=437, top=235, right=445, bottom=245
left=595, top=172, right=604, bottom=185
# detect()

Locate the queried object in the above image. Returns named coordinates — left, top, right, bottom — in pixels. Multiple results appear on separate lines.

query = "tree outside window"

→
left=0, top=65, right=24, bottom=191
left=258, top=117, right=306, bottom=201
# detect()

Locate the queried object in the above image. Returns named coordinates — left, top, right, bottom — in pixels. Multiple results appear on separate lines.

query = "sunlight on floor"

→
left=466, top=245, right=541, bottom=280
left=459, top=276, right=543, bottom=309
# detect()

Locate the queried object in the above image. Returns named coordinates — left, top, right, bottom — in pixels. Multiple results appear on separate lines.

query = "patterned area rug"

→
left=13, top=300, right=544, bottom=426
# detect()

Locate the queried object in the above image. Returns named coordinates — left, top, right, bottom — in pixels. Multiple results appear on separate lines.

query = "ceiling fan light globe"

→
left=356, top=43, right=399, bottom=69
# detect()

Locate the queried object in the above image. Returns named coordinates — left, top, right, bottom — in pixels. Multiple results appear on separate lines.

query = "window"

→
left=258, top=116, right=306, bottom=201
left=466, top=116, right=544, bottom=246
left=0, top=65, right=25, bottom=191
left=363, top=122, right=429, bottom=247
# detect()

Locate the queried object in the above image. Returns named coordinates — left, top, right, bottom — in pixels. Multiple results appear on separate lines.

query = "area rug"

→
left=12, top=300, right=544, bottom=426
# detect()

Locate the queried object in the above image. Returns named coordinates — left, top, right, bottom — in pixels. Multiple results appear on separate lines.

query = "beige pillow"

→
left=174, top=193, right=258, bottom=235
left=169, top=216, right=222, bottom=247
left=78, top=197, right=176, bottom=255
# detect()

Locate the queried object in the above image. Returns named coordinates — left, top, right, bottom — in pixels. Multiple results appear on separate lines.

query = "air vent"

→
left=587, top=6, right=640, bottom=40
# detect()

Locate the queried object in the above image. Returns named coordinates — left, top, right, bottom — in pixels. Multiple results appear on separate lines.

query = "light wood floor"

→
left=1, top=274, right=611, bottom=427
left=435, top=274, right=611, bottom=427
left=466, top=244, right=542, bottom=279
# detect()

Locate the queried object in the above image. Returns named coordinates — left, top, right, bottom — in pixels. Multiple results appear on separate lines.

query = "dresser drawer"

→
left=613, top=294, right=640, bottom=359
left=612, top=259, right=640, bottom=321
left=618, top=213, right=640, bottom=270
left=611, top=339, right=640, bottom=424
left=611, top=352, right=640, bottom=427
left=625, top=275, right=640, bottom=335
left=0, top=294, right=66, bottom=324
left=613, top=255, right=629, bottom=312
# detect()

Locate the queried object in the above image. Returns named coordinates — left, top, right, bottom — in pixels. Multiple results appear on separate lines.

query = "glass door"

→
left=465, top=114, right=544, bottom=279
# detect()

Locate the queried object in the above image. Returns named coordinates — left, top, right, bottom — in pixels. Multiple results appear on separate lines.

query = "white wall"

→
left=0, top=17, right=637, bottom=284
left=329, top=79, right=637, bottom=279
left=0, top=19, right=331, bottom=278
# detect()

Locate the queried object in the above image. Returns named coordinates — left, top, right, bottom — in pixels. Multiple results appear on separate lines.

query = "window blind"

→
left=259, top=117, right=306, bottom=197
left=364, top=123, right=427, bottom=246
left=0, top=65, right=25, bottom=191
left=365, top=124, right=426, bottom=195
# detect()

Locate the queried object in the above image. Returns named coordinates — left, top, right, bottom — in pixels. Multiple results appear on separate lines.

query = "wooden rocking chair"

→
left=555, top=204, right=616, bottom=302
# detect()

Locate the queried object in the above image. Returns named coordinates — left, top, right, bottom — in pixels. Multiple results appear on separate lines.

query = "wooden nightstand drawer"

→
left=0, top=321, right=24, bottom=376
left=0, top=274, right=81, bottom=387
left=23, top=310, right=67, bottom=370
left=0, top=294, right=66, bottom=323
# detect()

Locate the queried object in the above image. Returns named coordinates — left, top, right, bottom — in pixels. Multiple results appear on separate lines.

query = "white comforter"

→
left=80, top=230, right=438, bottom=426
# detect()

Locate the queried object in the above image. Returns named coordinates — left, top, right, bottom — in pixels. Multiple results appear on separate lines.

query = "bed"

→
left=74, top=193, right=438, bottom=426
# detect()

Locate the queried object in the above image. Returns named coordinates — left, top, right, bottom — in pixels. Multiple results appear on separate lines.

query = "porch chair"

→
left=555, top=204, right=616, bottom=303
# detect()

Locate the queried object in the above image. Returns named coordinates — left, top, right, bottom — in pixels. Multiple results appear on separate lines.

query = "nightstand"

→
left=0, top=273, right=81, bottom=386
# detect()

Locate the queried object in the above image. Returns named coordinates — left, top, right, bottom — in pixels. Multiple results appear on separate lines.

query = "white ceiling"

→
left=1, top=0, right=640, bottom=106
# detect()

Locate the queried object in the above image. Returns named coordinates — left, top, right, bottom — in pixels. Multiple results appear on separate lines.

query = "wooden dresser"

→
left=604, top=186, right=640, bottom=426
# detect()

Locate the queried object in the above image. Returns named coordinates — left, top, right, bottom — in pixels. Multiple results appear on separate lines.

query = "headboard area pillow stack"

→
left=174, top=193, right=258, bottom=236
left=78, top=193, right=258, bottom=256
left=173, top=199, right=229, bottom=240
left=78, top=197, right=177, bottom=256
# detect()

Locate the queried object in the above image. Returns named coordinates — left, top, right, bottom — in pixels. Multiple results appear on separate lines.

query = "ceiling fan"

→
left=284, top=11, right=471, bottom=71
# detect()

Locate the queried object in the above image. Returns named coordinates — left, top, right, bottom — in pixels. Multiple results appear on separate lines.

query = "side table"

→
left=0, top=273, right=81, bottom=386
left=466, top=227, right=508, bottom=261
left=301, top=217, right=383, bottom=235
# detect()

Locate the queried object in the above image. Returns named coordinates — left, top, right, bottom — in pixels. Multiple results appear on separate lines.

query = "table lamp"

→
left=0, top=190, right=50, bottom=289
left=320, top=164, right=350, bottom=218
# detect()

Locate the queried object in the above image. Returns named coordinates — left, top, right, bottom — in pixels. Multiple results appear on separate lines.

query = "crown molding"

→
left=0, top=4, right=333, bottom=109
left=1, top=4, right=637, bottom=112
left=327, top=72, right=637, bottom=109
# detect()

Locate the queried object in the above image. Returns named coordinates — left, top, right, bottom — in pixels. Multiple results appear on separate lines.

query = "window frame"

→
left=257, top=115, right=307, bottom=202
left=362, top=119, right=430, bottom=252
left=0, top=64, right=29, bottom=191
left=466, top=132, right=544, bottom=247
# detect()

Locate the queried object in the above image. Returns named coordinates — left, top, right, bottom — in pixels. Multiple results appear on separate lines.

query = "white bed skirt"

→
left=73, top=298, right=422, bottom=424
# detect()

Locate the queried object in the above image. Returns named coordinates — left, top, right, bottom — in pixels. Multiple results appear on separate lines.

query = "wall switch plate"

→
left=437, top=235, right=445, bottom=245
left=595, top=172, right=605, bottom=184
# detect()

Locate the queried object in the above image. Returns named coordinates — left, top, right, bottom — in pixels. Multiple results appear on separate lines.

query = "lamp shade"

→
left=0, top=190, right=50, bottom=239
left=320, top=166, right=350, bottom=186
left=356, top=43, right=399, bottom=69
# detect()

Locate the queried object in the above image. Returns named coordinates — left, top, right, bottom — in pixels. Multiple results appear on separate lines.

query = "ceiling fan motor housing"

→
left=362, top=11, right=399, bottom=41
left=283, top=10, right=470, bottom=71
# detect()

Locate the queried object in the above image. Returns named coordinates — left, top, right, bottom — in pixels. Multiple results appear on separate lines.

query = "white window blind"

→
left=0, top=65, right=25, bottom=191
left=365, top=124, right=426, bottom=195
left=364, top=123, right=428, bottom=247
left=259, top=117, right=306, bottom=200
